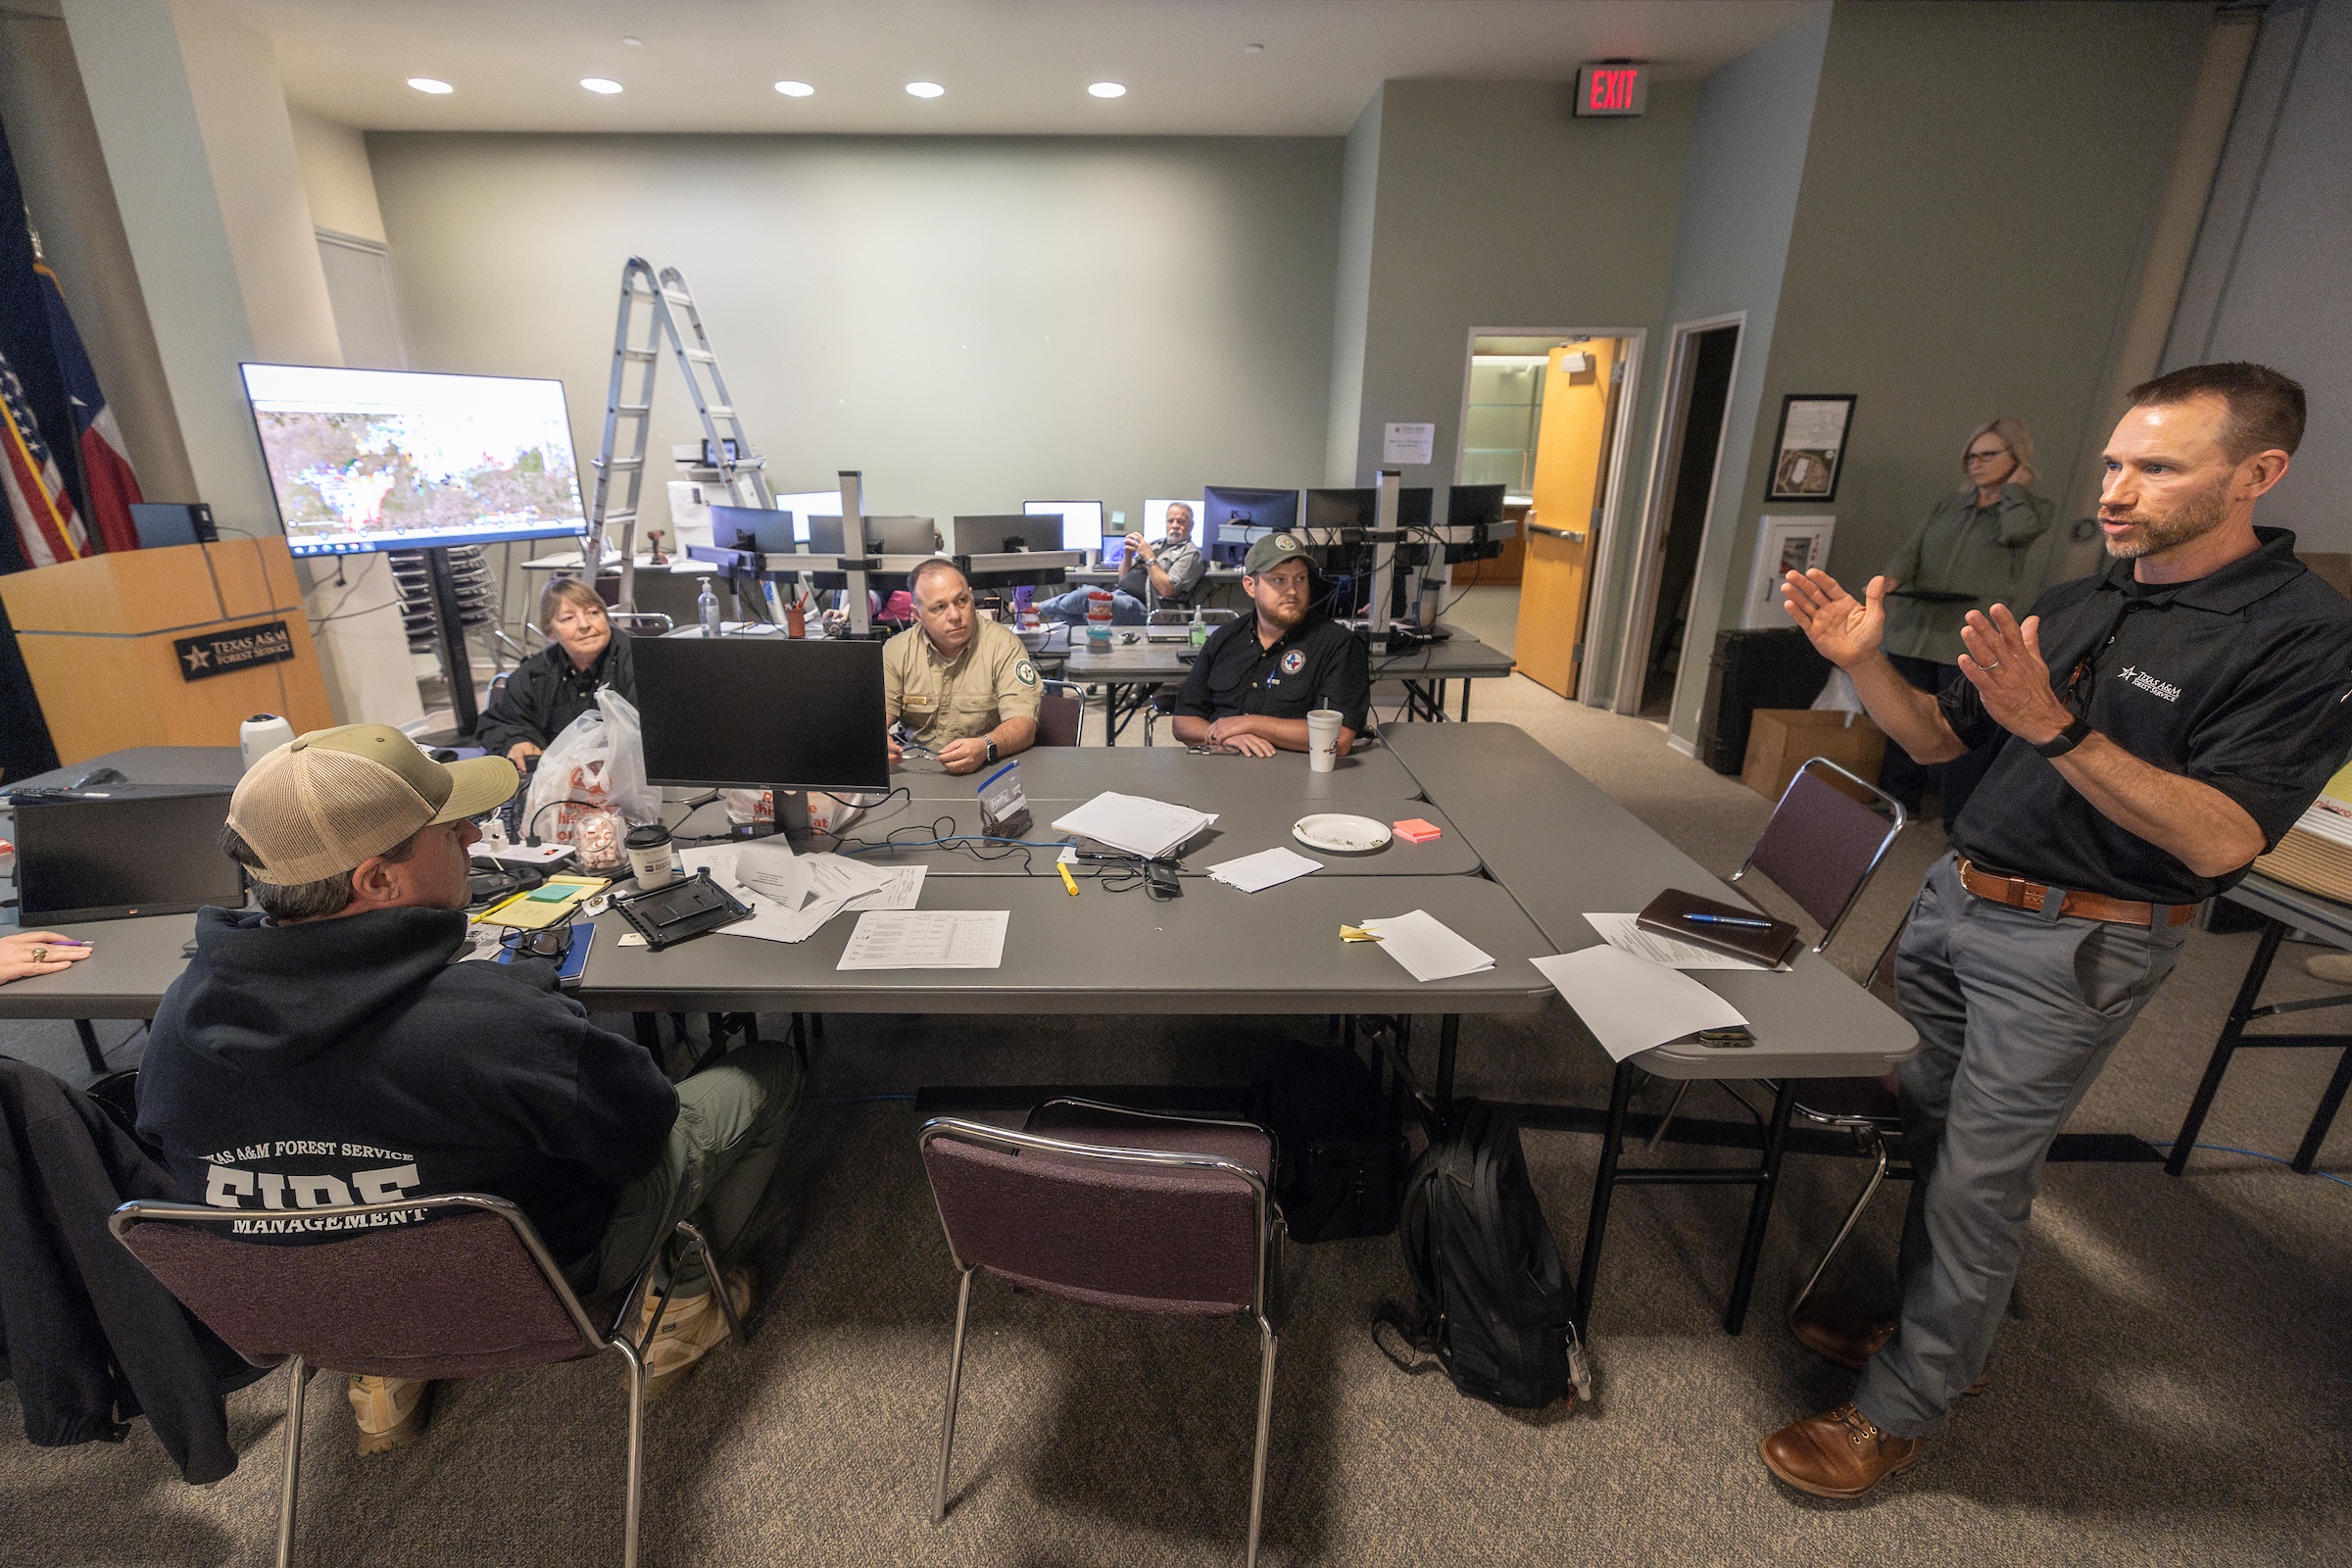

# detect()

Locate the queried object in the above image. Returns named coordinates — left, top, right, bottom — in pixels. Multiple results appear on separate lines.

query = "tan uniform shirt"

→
left=883, top=616, right=1042, bottom=746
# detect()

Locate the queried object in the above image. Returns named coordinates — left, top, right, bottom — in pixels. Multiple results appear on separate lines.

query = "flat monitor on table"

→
left=773, top=490, right=851, bottom=543
left=633, top=636, right=890, bottom=792
left=1446, top=483, right=1507, bottom=532
left=863, top=515, right=939, bottom=555
left=1303, top=488, right=1375, bottom=533
left=239, top=364, right=587, bottom=557
left=11, top=789, right=243, bottom=923
left=709, top=504, right=797, bottom=555
left=1024, top=500, right=1102, bottom=552
left=952, top=515, right=1044, bottom=555
left=1201, top=486, right=1299, bottom=564
left=805, top=514, right=848, bottom=555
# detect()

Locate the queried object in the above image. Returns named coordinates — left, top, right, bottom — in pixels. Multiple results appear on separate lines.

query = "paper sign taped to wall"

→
left=1382, top=422, right=1437, bottom=465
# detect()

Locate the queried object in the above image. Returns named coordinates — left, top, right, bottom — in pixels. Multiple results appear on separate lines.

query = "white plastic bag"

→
left=523, top=689, right=662, bottom=847
left=1810, top=667, right=1867, bottom=715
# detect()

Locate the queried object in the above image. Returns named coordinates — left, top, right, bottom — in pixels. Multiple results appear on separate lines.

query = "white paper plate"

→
left=1293, top=813, right=1392, bottom=855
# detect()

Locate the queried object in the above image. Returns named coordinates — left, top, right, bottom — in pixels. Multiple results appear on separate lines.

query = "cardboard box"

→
left=1741, top=709, right=1886, bottom=802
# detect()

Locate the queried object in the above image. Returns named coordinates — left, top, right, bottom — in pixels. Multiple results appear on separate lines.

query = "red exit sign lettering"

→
left=1575, top=63, right=1647, bottom=118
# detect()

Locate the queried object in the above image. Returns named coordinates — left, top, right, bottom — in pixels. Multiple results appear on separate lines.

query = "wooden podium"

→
left=0, top=536, right=334, bottom=766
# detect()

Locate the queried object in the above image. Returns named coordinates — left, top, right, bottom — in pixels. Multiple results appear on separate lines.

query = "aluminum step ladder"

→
left=585, top=258, right=772, bottom=608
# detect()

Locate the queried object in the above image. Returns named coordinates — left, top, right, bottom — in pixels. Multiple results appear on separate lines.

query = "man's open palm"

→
left=1782, top=569, right=1888, bottom=669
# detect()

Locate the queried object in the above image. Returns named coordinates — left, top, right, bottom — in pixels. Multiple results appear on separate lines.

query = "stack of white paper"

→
left=1208, top=846, right=1322, bottom=893
left=838, top=909, right=1008, bottom=970
left=1357, top=910, right=1494, bottom=983
left=1051, top=793, right=1217, bottom=858
left=682, top=843, right=921, bottom=944
left=1582, top=911, right=1773, bottom=971
left=1532, top=946, right=1749, bottom=1062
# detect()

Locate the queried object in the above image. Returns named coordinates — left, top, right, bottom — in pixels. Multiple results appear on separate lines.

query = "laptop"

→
left=11, top=788, right=244, bottom=922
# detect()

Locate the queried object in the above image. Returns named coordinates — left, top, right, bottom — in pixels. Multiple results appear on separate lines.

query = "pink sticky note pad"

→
left=1393, top=818, right=1443, bottom=844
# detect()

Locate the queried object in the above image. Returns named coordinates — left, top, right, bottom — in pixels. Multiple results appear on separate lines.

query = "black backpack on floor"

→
left=1377, top=1099, right=1584, bottom=1410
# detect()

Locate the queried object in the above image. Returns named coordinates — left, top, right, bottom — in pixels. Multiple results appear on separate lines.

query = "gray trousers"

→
left=566, top=1040, right=805, bottom=1304
left=1852, top=854, right=2183, bottom=1437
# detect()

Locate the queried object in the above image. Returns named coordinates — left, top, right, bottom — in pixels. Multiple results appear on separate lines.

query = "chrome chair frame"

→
left=1648, top=755, right=1907, bottom=1151
left=609, top=611, right=674, bottom=637
left=918, top=1100, right=1284, bottom=1568
left=108, top=1193, right=740, bottom=1568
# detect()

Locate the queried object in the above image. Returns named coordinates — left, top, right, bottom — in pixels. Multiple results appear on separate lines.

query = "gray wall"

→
left=1669, top=0, right=2215, bottom=741
left=1324, top=88, right=1383, bottom=485
left=367, top=132, right=1343, bottom=530
left=2162, top=0, right=2352, bottom=554
left=1341, top=79, right=1697, bottom=518
left=1597, top=7, right=1830, bottom=713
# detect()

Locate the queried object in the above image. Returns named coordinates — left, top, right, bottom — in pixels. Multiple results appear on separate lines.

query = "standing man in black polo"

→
left=1763, top=363, right=2352, bottom=1497
left=1171, top=532, right=1371, bottom=758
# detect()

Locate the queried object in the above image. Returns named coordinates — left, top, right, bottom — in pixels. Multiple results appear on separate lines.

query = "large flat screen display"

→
left=241, top=364, right=589, bottom=557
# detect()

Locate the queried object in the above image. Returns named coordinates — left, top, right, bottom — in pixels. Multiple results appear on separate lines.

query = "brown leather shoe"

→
left=1790, top=1309, right=1990, bottom=1395
left=1759, top=1401, right=1922, bottom=1499
left=1790, top=1309, right=1893, bottom=1370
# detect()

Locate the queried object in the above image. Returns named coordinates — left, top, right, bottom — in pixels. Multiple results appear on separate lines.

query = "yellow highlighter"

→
left=1058, top=862, right=1080, bottom=897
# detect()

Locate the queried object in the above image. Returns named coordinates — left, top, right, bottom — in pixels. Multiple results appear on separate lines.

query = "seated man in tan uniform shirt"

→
left=884, top=559, right=1043, bottom=774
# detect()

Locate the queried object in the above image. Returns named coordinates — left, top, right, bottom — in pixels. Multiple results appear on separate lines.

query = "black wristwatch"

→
left=2033, top=715, right=2092, bottom=759
left=984, top=738, right=999, bottom=765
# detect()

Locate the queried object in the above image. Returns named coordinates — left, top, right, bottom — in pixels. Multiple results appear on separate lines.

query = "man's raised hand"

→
left=1781, top=570, right=1889, bottom=669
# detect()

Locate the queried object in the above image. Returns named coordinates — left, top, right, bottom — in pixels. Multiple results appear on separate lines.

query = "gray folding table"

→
left=889, top=744, right=1424, bottom=802
left=1385, top=723, right=1919, bottom=1335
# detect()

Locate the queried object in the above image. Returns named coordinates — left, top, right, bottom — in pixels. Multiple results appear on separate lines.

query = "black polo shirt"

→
left=1943, top=527, right=2352, bottom=905
left=1174, top=612, right=1372, bottom=732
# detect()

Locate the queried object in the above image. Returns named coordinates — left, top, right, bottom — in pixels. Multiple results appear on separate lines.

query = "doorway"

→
left=1496, top=335, right=1628, bottom=698
left=1613, top=318, right=1740, bottom=719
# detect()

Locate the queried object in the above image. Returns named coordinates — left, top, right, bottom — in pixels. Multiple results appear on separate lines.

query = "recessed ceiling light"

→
left=407, top=77, right=454, bottom=94
left=1088, top=81, right=1127, bottom=99
left=775, top=79, right=815, bottom=97
left=1244, top=43, right=1264, bottom=54
left=580, top=77, right=624, bottom=95
left=621, top=35, right=643, bottom=47
left=906, top=80, right=945, bottom=99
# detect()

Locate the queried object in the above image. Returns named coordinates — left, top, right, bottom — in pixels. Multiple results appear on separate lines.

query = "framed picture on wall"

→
left=1743, top=514, right=1838, bottom=627
left=1765, top=394, right=1856, bottom=502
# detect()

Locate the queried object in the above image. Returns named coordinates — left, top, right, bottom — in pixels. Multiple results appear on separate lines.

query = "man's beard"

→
left=2103, top=471, right=2231, bottom=559
left=1258, top=596, right=1307, bottom=630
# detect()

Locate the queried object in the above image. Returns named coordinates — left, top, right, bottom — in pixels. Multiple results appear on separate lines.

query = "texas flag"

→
left=37, top=261, right=141, bottom=553
left=0, top=349, right=84, bottom=568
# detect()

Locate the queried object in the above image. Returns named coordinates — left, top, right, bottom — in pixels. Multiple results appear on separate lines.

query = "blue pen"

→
left=1686, top=912, right=1773, bottom=928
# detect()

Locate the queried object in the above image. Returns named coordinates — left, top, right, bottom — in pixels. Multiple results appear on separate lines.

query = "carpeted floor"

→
left=4, top=658, right=2348, bottom=1567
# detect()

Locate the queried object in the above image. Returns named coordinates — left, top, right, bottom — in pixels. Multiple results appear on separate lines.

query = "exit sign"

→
left=1575, top=63, right=1647, bottom=118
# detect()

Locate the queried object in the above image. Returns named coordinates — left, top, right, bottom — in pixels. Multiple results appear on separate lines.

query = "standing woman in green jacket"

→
left=1878, top=417, right=2062, bottom=829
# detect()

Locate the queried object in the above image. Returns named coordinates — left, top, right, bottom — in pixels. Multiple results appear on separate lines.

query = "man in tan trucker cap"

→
left=137, top=725, right=802, bottom=1452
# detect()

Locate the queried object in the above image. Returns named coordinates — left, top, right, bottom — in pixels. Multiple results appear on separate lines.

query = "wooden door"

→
left=1513, top=338, right=1618, bottom=696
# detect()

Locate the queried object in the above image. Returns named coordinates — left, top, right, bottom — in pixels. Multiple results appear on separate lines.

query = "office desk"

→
left=888, top=745, right=1423, bottom=802
left=1387, top=723, right=1919, bottom=1336
left=2168, top=871, right=2352, bottom=1176
left=1064, top=627, right=1514, bottom=743
left=579, top=873, right=1555, bottom=1016
left=823, top=793, right=1478, bottom=878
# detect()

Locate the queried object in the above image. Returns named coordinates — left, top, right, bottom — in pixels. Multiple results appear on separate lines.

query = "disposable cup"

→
left=1306, top=709, right=1343, bottom=772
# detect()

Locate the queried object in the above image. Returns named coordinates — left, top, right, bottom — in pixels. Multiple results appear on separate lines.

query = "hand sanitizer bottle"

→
left=697, top=576, right=721, bottom=637
left=1189, top=605, right=1208, bottom=648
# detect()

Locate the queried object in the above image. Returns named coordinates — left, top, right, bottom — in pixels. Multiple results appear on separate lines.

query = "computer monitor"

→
left=773, top=490, right=848, bottom=544
left=863, top=515, right=938, bottom=555
left=1024, top=500, right=1102, bottom=552
left=240, top=364, right=588, bottom=557
left=805, top=514, right=847, bottom=555
left=1143, top=499, right=1201, bottom=541
left=11, top=789, right=243, bottom=922
left=1201, top=486, right=1299, bottom=564
left=1446, top=483, right=1507, bottom=531
left=709, top=504, right=797, bottom=555
left=1303, top=488, right=1375, bottom=533
left=951, top=515, right=1043, bottom=555
left=633, top=636, right=890, bottom=792
left=1398, top=487, right=1435, bottom=531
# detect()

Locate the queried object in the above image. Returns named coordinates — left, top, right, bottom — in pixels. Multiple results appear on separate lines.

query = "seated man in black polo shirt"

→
left=1171, top=532, right=1371, bottom=758
left=138, top=725, right=803, bottom=1455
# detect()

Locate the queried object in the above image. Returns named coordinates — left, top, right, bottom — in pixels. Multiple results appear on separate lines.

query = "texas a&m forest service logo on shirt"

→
left=1280, top=649, right=1306, bottom=675
left=2117, top=664, right=2182, bottom=703
left=1016, top=659, right=1038, bottom=686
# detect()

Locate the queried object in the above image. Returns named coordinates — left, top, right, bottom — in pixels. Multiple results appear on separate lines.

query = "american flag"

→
left=0, top=349, right=84, bottom=567
left=38, top=262, right=141, bottom=553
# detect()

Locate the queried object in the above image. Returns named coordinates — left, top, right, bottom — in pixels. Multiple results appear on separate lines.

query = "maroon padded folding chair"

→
left=917, top=1099, right=1285, bottom=1568
left=109, top=1193, right=740, bottom=1568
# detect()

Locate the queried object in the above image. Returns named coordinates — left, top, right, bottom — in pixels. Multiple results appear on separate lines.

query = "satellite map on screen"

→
left=241, top=365, right=588, bottom=556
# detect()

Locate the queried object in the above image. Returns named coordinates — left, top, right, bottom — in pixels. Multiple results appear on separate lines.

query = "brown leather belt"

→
left=1955, top=858, right=2197, bottom=929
